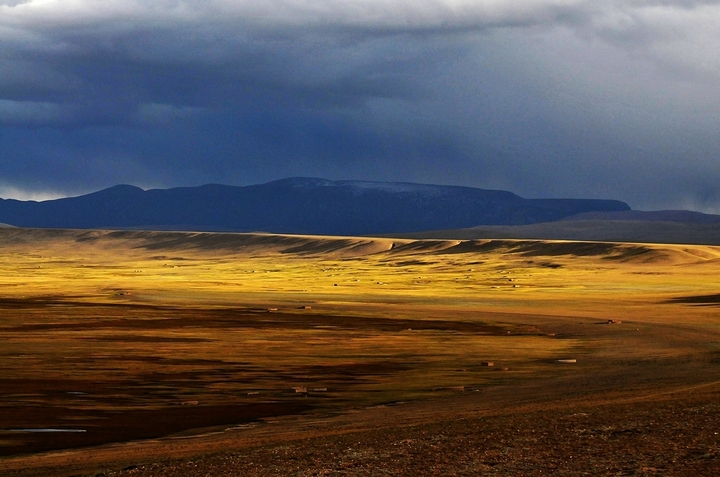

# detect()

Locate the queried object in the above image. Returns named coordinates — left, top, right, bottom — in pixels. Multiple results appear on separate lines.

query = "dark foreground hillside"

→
left=0, top=178, right=629, bottom=235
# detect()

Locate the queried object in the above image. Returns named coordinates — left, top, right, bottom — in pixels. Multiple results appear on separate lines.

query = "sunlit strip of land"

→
left=1, top=228, right=718, bottom=318
left=0, top=227, right=719, bottom=463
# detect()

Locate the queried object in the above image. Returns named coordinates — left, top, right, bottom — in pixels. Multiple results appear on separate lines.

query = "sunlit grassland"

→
left=1, top=229, right=720, bottom=453
left=1, top=231, right=718, bottom=318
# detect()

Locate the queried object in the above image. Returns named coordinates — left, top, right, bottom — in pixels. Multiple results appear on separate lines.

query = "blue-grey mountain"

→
left=0, top=178, right=631, bottom=235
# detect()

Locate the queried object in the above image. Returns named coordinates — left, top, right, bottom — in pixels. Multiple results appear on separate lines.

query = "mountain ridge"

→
left=562, top=209, right=720, bottom=224
left=0, top=177, right=631, bottom=235
left=391, top=219, right=720, bottom=246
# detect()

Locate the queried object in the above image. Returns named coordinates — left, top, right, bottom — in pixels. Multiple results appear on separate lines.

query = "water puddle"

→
left=7, top=428, right=87, bottom=433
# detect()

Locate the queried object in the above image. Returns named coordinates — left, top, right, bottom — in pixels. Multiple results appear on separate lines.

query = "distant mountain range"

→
left=395, top=218, right=720, bottom=246
left=561, top=210, right=720, bottom=224
left=0, top=177, right=631, bottom=235
left=391, top=200, right=720, bottom=245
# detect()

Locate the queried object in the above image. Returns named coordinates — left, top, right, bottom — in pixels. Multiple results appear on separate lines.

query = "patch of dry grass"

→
left=1, top=228, right=719, bottom=457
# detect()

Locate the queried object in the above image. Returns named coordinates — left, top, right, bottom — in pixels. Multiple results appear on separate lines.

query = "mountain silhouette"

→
left=0, top=178, right=631, bottom=235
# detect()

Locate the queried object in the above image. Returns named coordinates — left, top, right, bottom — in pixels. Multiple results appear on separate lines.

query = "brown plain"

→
left=0, top=228, right=719, bottom=476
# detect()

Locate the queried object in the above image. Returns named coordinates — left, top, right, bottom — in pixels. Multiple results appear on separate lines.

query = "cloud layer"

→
left=1, top=0, right=719, bottom=211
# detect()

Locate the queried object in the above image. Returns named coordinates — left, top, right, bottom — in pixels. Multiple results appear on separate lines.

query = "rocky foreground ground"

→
left=2, top=365, right=718, bottom=477
left=95, top=383, right=720, bottom=477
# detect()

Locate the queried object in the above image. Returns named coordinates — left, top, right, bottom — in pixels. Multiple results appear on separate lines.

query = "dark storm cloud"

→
left=1, top=1, right=719, bottom=211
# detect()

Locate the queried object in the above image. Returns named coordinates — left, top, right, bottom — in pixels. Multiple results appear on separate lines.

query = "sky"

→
left=1, top=0, right=719, bottom=211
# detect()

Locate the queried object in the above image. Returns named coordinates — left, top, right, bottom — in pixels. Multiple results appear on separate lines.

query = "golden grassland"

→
left=1, top=227, right=719, bottom=464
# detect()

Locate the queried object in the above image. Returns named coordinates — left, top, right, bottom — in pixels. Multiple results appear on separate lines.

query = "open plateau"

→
left=0, top=227, right=719, bottom=476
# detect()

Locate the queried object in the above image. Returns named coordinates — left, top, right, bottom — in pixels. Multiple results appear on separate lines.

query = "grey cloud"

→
left=0, top=99, right=65, bottom=125
left=3, top=2, right=718, bottom=108
left=0, top=1, right=719, bottom=212
left=636, top=0, right=720, bottom=8
left=0, top=0, right=30, bottom=6
left=135, top=103, right=205, bottom=125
